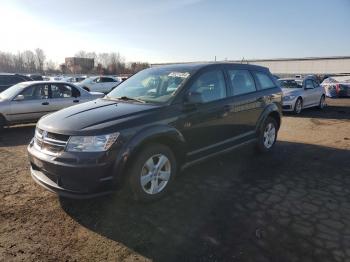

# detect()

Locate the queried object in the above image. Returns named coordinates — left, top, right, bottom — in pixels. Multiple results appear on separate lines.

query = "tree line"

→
left=0, top=49, right=150, bottom=75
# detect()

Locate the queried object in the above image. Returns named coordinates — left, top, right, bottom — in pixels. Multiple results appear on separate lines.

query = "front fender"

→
left=112, top=125, right=186, bottom=183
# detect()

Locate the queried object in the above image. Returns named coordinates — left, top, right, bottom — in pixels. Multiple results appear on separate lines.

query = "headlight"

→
left=283, top=95, right=296, bottom=101
left=66, top=132, right=119, bottom=152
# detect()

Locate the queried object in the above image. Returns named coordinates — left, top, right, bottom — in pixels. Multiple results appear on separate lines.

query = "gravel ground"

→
left=0, top=98, right=350, bottom=262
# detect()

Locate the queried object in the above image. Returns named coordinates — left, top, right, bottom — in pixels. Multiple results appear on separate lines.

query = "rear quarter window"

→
left=254, top=71, right=276, bottom=90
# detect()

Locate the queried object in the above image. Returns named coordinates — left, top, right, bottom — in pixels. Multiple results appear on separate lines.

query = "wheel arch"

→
left=114, top=125, right=187, bottom=184
left=256, top=103, right=282, bottom=132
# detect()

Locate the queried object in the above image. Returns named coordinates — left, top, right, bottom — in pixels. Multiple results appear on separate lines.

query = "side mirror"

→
left=14, top=95, right=24, bottom=101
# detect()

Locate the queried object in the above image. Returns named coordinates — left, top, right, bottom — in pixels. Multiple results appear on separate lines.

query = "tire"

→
left=0, top=115, right=6, bottom=130
left=127, top=143, right=176, bottom=202
left=256, top=117, right=278, bottom=153
left=294, top=98, right=303, bottom=114
left=318, top=95, right=326, bottom=109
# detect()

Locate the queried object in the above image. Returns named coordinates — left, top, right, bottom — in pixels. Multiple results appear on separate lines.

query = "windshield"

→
left=106, top=67, right=191, bottom=103
left=278, top=79, right=303, bottom=88
left=0, top=82, right=29, bottom=99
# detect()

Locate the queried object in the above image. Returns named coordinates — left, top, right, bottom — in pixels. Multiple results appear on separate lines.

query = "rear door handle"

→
left=73, top=100, right=79, bottom=103
left=42, top=102, right=49, bottom=105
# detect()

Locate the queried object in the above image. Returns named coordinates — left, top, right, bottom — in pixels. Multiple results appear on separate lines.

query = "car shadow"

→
left=0, top=124, right=35, bottom=147
left=283, top=99, right=350, bottom=120
left=60, top=141, right=350, bottom=262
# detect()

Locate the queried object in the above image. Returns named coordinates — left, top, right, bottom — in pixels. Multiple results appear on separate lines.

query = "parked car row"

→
left=278, top=76, right=326, bottom=114
left=75, top=76, right=122, bottom=93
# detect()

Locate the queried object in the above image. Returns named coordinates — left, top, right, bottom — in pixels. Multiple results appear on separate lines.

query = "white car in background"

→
left=0, top=81, right=104, bottom=128
left=76, top=76, right=121, bottom=93
left=278, top=76, right=326, bottom=114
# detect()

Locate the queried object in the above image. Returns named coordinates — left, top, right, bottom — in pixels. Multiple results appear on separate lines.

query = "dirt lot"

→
left=1, top=98, right=350, bottom=262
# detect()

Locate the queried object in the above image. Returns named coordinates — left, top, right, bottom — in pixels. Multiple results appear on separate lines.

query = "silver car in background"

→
left=0, top=81, right=104, bottom=128
left=278, top=77, right=326, bottom=114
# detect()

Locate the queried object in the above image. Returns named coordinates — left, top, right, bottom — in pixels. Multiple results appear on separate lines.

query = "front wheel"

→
left=294, top=98, right=303, bottom=114
left=318, top=95, right=326, bottom=109
left=256, top=117, right=278, bottom=153
left=128, top=144, right=176, bottom=201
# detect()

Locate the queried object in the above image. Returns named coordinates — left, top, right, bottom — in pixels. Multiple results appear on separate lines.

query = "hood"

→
left=38, top=98, right=161, bottom=135
left=282, top=88, right=302, bottom=96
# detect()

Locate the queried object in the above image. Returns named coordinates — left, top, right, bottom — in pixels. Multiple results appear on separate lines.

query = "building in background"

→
left=65, top=57, right=94, bottom=74
left=152, top=56, right=350, bottom=76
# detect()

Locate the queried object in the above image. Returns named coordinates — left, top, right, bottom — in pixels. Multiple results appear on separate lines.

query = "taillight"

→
left=335, top=84, right=340, bottom=94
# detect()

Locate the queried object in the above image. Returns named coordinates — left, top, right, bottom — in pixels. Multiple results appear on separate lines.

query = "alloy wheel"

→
left=295, top=99, right=302, bottom=114
left=140, top=154, right=171, bottom=195
left=263, top=123, right=276, bottom=149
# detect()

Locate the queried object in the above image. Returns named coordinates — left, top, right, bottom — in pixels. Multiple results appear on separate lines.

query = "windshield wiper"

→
left=116, top=96, right=146, bottom=103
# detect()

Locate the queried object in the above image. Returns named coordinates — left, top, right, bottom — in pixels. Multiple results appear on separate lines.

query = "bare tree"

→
left=34, top=48, right=46, bottom=73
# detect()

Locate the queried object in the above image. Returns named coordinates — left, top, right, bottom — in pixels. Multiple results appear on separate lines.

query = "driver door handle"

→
left=73, top=100, right=79, bottom=103
left=42, top=102, right=49, bottom=105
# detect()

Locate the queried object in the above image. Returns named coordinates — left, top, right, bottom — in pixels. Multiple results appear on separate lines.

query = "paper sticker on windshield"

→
left=168, top=72, right=190, bottom=78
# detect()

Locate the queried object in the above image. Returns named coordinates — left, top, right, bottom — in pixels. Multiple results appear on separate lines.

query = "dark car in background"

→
left=0, top=73, right=32, bottom=92
left=28, top=63, right=282, bottom=201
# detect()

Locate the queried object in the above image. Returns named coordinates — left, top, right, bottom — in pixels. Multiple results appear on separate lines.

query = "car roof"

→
left=279, top=78, right=302, bottom=81
left=151, top=62, right=270, bottom=73
left=17, top=81, right=78, bottom=86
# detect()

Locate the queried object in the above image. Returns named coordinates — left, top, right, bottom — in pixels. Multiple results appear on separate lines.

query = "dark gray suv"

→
left=28, top=63, right=283, bottom=201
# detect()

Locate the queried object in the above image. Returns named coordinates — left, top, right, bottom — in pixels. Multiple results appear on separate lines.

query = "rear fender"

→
left=255, top=103, right=282, bottom=133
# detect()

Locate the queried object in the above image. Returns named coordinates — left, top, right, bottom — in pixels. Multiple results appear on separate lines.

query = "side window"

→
left=228, top=69, right=256, bottom=96
left=19, top=84, right=49, bottom=100
left=0, top=76, right=10, bottom=85
left=305, top=80, right=314, bottom=89
left=312, top=80, right=319, bottom=88
left=94, top=77, right=101, bottom=83
left=70, top=85, right=81, bottom=97
left=254, top=72, right=276, bottom=90
left=13, top=76, right=25, bottom=84
left=102, top=77, right=116, bottom=83
left=188, top=70, right=227, bottom=103
left=50, top=84, right=73, bottom=98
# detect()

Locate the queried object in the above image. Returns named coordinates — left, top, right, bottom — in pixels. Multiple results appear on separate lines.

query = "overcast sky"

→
left=1, top=0, right=349, bottom=63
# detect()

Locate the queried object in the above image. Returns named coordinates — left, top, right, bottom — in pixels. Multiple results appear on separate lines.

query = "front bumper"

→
left=27, top=139, right=118, bottom=199
left=282, top=99, right=296, bottom=111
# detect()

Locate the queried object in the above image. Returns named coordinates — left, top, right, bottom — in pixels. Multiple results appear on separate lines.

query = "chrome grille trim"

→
left=34, top=128, right=70, bottom=156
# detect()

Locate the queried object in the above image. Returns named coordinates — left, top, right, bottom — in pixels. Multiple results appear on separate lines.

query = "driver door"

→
left=180, top=68, right=232, bottom=159
left=303, top=79, right=315, bottom=106
left=9, top=84, right=50, bottom=122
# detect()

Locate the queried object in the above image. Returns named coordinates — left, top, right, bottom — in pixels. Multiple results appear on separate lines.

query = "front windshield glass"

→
left=106, top=67, right=191, bottom=103
left=278, top=79, right=303, bottom=88
left=0, top=82, right=29, bottom=99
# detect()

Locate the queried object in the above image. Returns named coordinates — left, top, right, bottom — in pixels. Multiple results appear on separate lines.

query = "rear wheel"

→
left=294, top=98, right=303, bottom=114
left=256, top=117, right=278, bottom=153
left=318, top=95, right=326, bottom=109
left=127, top=144, right=176, bottom=202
